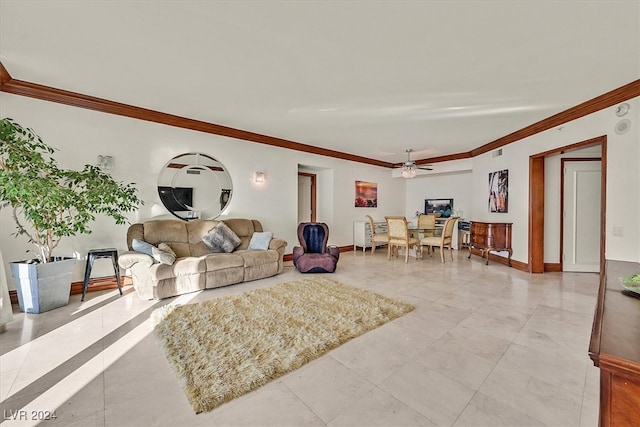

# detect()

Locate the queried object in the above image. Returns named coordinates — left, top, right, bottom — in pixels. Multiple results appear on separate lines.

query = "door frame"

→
left=298, top=172, right=317, bottom=222
left=528, top=135, right=607, bottom=274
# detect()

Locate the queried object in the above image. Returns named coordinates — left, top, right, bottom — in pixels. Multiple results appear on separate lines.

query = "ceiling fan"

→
left=401, top=149, right=432, bottom=178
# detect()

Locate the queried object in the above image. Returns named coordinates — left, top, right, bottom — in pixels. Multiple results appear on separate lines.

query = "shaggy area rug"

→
left=151, top=277, right=414, bottom=413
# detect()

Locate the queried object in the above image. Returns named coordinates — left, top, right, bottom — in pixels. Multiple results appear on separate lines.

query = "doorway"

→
left=297, top=172, right=316, bottom=223
left=529, top=136, right=606, bottom=274
left=562, top=159, right=602, bottom=272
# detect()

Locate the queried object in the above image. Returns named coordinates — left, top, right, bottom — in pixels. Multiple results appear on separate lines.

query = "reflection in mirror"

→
left=157, top=153, right=232, bottom=220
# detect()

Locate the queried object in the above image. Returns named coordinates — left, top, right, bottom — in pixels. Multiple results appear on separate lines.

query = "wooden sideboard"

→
left=467, top=221, right=512, bottom=266
left=589, top=260, right=640, bottom=427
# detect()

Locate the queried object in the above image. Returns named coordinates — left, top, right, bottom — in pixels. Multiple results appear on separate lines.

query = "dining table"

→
left=407, top=224, right=437, bottom=239
left=405, top=224, right=437, bottom=258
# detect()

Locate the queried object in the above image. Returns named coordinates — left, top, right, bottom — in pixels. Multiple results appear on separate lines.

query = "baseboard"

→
left=467, top=248, right=529, bottom=272
left=510, top=258, right=529, bottom=272
left=9, top=276, right=133, bottom=305
left=544, top=263, right=562, bottom=272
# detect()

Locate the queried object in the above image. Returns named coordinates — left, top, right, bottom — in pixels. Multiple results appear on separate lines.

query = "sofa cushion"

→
left=153, top=243, right=177, bottom=265
left=235, top=249, right=280, bottom=267
left=132, top=238, right=155, bottom=256
left=223, top=218, right=262, bottom=249
left=202, top=222, right=242, bottom=253
left=202, top=253, right=245, bottom=271
left=143, top=220, right=188, bottom=244
left=248, top=232, right=273, bottom=250
left=133, top=239, right=177, bottom=265
left=149, top=256, right=206, bottom=281
left=185, top=220, right=220, bottom=257
left=142, top=220, right=191, bottom=258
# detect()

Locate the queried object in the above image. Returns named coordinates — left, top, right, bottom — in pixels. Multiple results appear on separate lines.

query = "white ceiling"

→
left=1, top=1, right=639, bottom=164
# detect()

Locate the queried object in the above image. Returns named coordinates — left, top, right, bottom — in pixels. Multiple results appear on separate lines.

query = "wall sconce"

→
left=254, top=171, right=266, bottom=183
left=97, top=155, right=114, bottom=170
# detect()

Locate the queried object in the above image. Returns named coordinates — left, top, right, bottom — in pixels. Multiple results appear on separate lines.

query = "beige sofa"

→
left=118, top=218, right=287, bottom=300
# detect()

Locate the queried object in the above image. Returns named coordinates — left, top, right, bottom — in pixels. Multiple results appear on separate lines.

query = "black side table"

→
left=82, top=248, right=122, bottom=301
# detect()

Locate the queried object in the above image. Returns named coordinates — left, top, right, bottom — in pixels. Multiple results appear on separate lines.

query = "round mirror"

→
left=157, top=153, right=232, bottom=220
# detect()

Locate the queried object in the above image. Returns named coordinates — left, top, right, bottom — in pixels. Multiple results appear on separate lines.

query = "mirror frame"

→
left=157, top=152, right=232, bottom=220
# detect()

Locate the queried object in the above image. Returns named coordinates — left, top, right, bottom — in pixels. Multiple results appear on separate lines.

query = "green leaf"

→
left=1, top=118, right=143, bottom=261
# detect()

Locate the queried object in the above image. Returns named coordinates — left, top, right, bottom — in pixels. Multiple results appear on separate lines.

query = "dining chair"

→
left=385, top=216, right=420, bottom=263
left=417, top=214, right=436, bottom=238
left=365, top=215, right=388, bottom=254
left=420, top=216, right=459, bottom=263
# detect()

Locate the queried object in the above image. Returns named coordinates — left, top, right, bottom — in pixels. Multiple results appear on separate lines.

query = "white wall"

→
left=403, top=100, right=639, bottom=266
left=404, top=163, right=473, bottom=223
left=0, top=93, right=405, bottom=288
left=469, top=98, right=639, bottom=264
left=2, top=92, right=638, bottom=291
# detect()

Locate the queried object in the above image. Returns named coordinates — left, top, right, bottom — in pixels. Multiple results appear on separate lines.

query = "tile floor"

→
left=0, top=249, right=600, bottom=427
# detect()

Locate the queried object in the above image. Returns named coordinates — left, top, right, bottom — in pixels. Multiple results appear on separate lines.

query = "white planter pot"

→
left=10, top=258, right=77, bottom=314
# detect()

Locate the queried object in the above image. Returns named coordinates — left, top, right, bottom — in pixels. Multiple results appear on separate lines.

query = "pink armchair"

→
left=292, top=223, right=340, bottom=273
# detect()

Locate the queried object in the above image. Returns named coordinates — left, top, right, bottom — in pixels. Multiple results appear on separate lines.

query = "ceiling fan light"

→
left=401, top=165, right=417, bottom=179
left=401, top=148, right=418, bottom=178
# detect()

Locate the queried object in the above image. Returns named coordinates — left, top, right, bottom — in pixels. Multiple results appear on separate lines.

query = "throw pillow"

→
left=153, top=242, right=177, bottom=265
left=132, top=239, right=155, bottom=256
left=202, top=222, right=242, bottom=253
left=248, top=231, right=273, bottom=250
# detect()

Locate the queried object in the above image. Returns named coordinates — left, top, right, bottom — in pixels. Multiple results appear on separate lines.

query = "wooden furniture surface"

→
left=589, top=260, right=640, bottom=427
left=467, top=221, right=512, bottom=266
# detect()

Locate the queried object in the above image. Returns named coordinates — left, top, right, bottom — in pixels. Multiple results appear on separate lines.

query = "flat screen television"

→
left=158, top=186, right=193, bottom=211
left=424, top=198, right=454, bottom=218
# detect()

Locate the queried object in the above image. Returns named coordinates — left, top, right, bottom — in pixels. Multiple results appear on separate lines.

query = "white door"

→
left=563, top=160, right=601, bottom=272
left=298, top=175, right=312, bottom=223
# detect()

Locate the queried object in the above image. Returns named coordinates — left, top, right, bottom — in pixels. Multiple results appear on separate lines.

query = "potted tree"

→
left=0, top=118, right=142, bottom=313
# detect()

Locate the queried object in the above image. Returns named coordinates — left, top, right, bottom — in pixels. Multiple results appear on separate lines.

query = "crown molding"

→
left=470, top=80, right=640, bottom=158
left=0, top=62, right=393, bottom=169
left=1, top=61, right=637, bottom=168
left=0, top=62, right=12, bottom=85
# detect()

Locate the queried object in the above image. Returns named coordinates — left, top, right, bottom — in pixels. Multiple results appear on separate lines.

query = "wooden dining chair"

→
left=365, top=215, right=387, bottom=254
left=420, top=216, right=459, bottom=262
left=385, top=216, right=420, bottom=263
